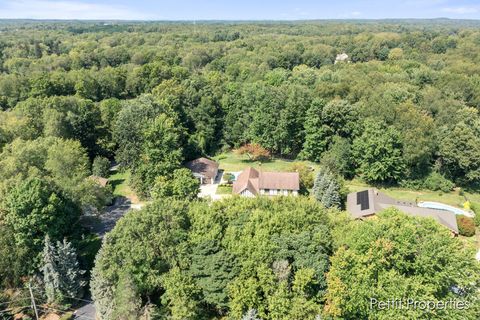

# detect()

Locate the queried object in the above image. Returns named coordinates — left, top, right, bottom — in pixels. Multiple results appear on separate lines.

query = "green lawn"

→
left=214, top=152, right=319, bottom=172
left=108, top=169, right=140, bottom=203
left=216, top=184, right=233, bottom=195
left=345, top=179, right=479, bottom=208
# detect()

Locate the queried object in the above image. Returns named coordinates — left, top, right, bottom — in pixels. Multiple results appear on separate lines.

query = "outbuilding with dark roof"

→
left=185, top=157, right=219, bottom=184
left=346, top=189, right=459, bottom=234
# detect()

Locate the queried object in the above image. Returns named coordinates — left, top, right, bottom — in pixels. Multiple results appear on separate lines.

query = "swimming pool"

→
left=417, top=201, right=474, bottom=217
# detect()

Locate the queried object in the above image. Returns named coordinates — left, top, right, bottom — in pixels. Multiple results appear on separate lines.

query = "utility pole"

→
left=28, top=282, right=39, bottom=320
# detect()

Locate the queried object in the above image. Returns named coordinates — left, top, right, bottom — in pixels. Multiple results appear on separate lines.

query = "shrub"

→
left=92, top=156, right=111, bottom=177
left=470, top=202, right=480, bottom=227
left=289, top=162, right=314, bottom=194
left=235, top=143, right=271, bottom=161
left=423, top=172, right=454, bottom=192
left=59, top=312, right=74, bottom=320
left=456, top=215, right=476, bottom=237
left=223, top=172, right=235, bottom=184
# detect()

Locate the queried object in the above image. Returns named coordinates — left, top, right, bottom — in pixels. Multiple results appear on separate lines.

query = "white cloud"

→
left=441, top=6, right=479, bottom=14
left=350, top=11, right=362, bottom=17
left=0, top=0, right=155, bottom=20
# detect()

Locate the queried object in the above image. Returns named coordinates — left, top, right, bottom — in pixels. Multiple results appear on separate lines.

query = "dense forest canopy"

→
left=2, top=19, right=480, bottom=194
left=1, top=19, right=480, bottom=319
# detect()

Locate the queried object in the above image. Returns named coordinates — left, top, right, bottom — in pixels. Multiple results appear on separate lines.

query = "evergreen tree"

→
left=321, top=180, right=341, bottom=208
left=42, top=236, right=85, bottom=305
left=313, top=168, right=329, bottom=202
left=56, top=239, right=86, bottom=301
left=111, top=273, right=142, bottom=320
left=43, top=235, right=60, bottom=304
left=91, top=242, right=115, bottom=320
left=313, top=168, right=341, bottom=208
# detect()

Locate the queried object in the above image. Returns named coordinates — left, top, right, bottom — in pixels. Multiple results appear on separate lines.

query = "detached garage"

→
left=185, top=157, right=219, bottom=184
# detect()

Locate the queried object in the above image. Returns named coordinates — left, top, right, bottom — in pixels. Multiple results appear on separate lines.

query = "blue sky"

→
left=0, top=0, right=479, bottom=20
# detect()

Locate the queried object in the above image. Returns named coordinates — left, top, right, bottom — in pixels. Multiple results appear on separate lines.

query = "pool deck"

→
left=418, top=201, right=475, bottom=218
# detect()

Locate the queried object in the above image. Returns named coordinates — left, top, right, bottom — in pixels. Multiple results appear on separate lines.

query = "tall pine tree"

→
left=111, top=273, right=142, bottom=320
left=321, top=180, right=341, bottom=208
left=56, top=239, right=86, bottom=300
left=42, top=236, right=85, bottom=305
left=313, top=168, right=341, bottom=208
left=43, top=235, right=60, bottom=304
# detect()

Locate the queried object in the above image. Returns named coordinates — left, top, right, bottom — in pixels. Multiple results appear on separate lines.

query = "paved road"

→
left=73, top=295, right=96, bottom=320
left=75, top=197, right=142, bottom=319
left=82, top=196, right=143, bottom=238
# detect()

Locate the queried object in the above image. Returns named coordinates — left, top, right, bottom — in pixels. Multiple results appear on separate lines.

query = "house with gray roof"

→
left=347, top=189, right=459, bottom=234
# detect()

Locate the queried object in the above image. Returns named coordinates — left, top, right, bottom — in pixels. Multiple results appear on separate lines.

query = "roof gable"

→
left=233, top=167, right=299, bottom=195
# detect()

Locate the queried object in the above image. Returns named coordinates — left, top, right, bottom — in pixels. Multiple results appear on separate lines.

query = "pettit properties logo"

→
left=370, top=298, right=470, bottom=311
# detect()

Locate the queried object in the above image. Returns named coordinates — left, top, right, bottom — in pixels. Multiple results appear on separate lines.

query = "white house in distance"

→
left=185, top=157, right=219, bottom=184
left=334, top=52, right=349, bottom=64
left=233, top=167, right=299, bottom=197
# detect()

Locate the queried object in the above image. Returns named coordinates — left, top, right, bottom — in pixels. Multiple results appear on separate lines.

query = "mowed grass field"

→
left=108, top=169, right=140, bottom=203
left=213, top=152, right=319, bottom=172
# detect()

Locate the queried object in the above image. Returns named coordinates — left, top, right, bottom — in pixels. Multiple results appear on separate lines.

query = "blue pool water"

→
left=418, top=201, right=474, bottom=217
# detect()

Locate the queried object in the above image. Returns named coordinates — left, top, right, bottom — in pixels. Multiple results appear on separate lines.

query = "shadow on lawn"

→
left=109, top=176, right=125, bottom=191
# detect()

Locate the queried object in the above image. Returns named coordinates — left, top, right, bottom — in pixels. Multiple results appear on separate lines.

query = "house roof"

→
left=233, top=167, right=300, bottom=195
left=346, top=189, right=459, bottom=234
left=185, top=157, right=219, bottom=179
left=88, top=175, right=109, bottom=187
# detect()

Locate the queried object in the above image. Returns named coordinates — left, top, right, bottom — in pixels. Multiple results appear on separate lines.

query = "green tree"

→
left=299, top=99, right=327, bottom=162
left=113, top=95, right=172, bottom=169
left=313, top=168, right=341, bottom=208
left=0, top=137, right=91, bottom=206
left=92, top=156, right=111, bottom=177
left=132, top=114, right=184, bottom=197
left=111, top=273, right=142, bottom=320
left=152, top=168, right=199, bottom=201
left=98, top=98, right=123, bottom=155
left=438, top=121, right=480, bottom=184
left=161, top=267, right=201, bottom=320
left=320, top=136, right=352, bottom=178
left=189, top=197, right=332, bottom=319
left=352, top=120, right=405, bottom=183
left=0, top=225, right=27, bottom=288
left=2, top=177, right=80, bottom=270
left=325, top=209, right=480, bottom=320
left=289, top=162, right=314, bottom=195
left=91, top=200, right=190, bottom=316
